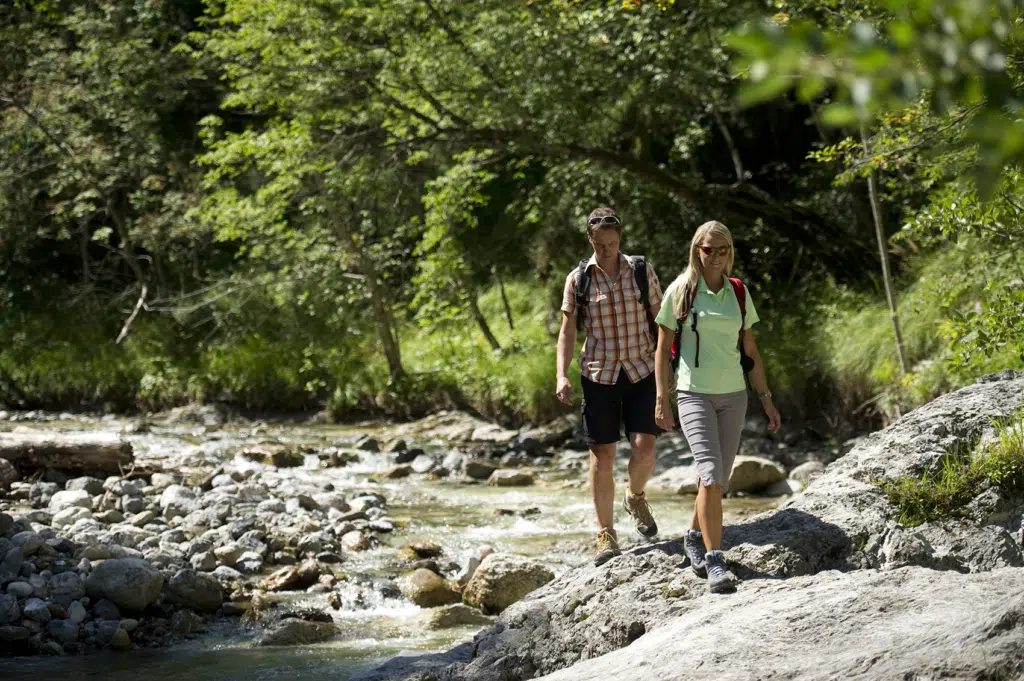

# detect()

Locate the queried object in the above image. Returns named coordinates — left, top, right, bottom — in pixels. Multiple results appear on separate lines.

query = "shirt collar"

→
left=588, top=252, right=631, bottom=275
left=699, top=276, right=728, bottom=296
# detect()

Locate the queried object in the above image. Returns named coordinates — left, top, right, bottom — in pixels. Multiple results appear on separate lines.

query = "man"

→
left=556, top=207, right=664, bottom=566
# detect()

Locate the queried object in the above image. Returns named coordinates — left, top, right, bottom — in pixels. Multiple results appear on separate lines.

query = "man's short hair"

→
left=586, top=206, right=621, bottom=236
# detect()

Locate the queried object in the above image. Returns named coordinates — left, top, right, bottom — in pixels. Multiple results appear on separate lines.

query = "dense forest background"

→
left=1, top=0, right=1022, bottom=439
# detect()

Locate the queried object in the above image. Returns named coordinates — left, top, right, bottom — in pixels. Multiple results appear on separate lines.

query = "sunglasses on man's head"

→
left=588, top=215, right=621, bottom=227
left=699, top=245, right=731, bottom=257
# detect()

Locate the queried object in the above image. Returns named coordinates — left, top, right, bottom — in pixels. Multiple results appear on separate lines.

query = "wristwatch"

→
left=757, top=390, right=772, bottom=400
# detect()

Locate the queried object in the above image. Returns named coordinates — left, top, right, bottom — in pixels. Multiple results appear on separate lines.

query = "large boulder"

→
left=462, top=553, right=554, bottom=614
left=648, top=465, right=700, bottom=494
left=166, top=569, right=223, bottom=612
left=399, top=569, right=461, bottom=608
left=85, top=558, right=163, bottom=612
left=726, top=456, right=786, bottom=493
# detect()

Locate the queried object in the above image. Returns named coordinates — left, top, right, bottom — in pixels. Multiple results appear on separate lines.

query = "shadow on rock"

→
left=723, top=507, right=852, bottom=579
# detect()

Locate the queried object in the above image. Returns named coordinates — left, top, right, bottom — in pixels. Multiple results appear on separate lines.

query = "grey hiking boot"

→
left=622, top=489, right=658, bottom=540
left=683, top=529, right=707, bottom=578
left=705, top=550, right=738, bottom=594
left=594, top=528, right=621, bottom=567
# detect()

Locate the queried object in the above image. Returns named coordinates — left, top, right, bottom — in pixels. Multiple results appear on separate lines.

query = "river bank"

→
left=0, top=403, right=809, bottom=678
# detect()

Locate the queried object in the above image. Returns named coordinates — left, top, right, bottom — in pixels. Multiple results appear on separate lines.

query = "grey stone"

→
left=411, top=454, right=437, bottom=474
left=727, top=456, right=786, bottom=493
left=65, top=477, right=105, bottom=496
left=487, top=470, right=535, bottom=487
left=30, top=482, right=59, bottom=508
left=0, top=625, right=29, bottom=642
left=191, top=551, right=217, bottom=572
left=11, top=531, right=43, bottom=556
left=159, top=485, right=199, bottom=519
left=47, top=490, right=92, bottom=513
left=0, top=594, right=21, bottom=624
left=463, top=459, right=499, bottom=481
left=67, top=600, right=87, bottom=624
left=52, top=507, right=93, bottom=529
left=462, top=553, right=554, bottom=614
left=21, top=598, right=51, bottom=623
left=0, top=458, right=19, bottom=490
left=166, top=569, right=223, bottom=612
left=85, top=558, right=163, bottom=612
left=789, top=461, right=826, bottom=483
left=6, top=581, right=33, bottom=599
left=49, top=571, right=85, bottom=605
left=91, top=599, right=121, bottom=621
left=255, top=619, right=337, bottom=646
left=45, top=619, right=78, bottom=644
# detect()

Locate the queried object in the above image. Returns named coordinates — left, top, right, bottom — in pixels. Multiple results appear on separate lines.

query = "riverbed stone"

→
left=149, top=473, right=175, bottom=491
left=462, top=553, right=554, bottom=614
left=262, top=561, right=320, bottom=592
left=166, top=569, right=223, bottom=613
left=255, top=618, right=337, bottom=646
left=52, top=507, right=93, bottom=529
left=727, top=456, right=786, bottom=493
left=2, top=595, right=27, bottom=623
left=46, top=619, right=78, bottom=644
left=49, top=571, right=85, bottom=605
left=30, top=482, right=59, bottom=508
left=420, top=603, right=494, bottom=630
left=6, top=581, right=33, bottom=599
left=91, top=599, right=121, bottom=621
left=49, top=492, right=92, bottom=516
left=109, top=627, right=131, bottom=649
left=463, top=459, right=498, bottom=481
left=11, top=531, right=43, bottom=556
left=487, top=470, right=535, bottom=487
left=0, top=458, right=19, bottom=490
left=789, top=460, right=826, bottom=483
left=399, top=569, right=461, bottom=608
left=649, top=465, right=700, bottom=494
left=65, top=477, right=105, bottom=496
left=341, top=531, right=370, bottom=552
left=85, top=558, right=163, bottom=612
left=159, top=485, right=199, bottom=519
left=0, top=625, right=29, bottom=642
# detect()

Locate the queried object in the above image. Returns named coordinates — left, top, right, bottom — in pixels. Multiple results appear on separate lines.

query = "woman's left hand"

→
left=763, top=399, right=781, bottom=433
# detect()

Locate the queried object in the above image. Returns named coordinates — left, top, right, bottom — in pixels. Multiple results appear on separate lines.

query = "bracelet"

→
left=757, top=390, right=772, bottom=400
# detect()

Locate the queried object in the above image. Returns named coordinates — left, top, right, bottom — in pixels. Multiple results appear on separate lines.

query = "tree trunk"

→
left=494, top=267, right=515, bottom=331
left=468, top=292, right=501, bottom=351
left=0, top=432, right=133, bottom=474
left=712, top=105, right=745, bottom=184
left=332, top=220, right=405, bottom=381
left=862, top=126, right=908, bottom=377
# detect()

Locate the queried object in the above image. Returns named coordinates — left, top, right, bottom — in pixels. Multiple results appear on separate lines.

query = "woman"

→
left=654, top=220, right=781, bottom=594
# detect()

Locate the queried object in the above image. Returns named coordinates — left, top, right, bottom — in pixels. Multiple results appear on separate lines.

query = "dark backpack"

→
left=574, top=256, right=658, bottom=341
left=670, top=277, right=753, bottom=375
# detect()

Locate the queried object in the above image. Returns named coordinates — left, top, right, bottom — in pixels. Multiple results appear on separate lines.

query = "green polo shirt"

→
left=655, top=276, right=760, bottom=394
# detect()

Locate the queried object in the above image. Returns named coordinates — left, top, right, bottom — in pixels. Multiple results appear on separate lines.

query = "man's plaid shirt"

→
left=561, top=252, right=664, bottom=385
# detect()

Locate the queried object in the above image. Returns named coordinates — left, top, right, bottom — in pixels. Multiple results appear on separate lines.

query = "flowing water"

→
left=0, top=414, right=781, bottom=681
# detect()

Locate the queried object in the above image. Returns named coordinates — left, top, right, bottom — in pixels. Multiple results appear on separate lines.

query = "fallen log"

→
left=0, top=431, right=134, bottom=474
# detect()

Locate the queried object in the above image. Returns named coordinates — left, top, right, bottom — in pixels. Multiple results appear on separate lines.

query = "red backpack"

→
left=670, top=277, right=753, bottom=375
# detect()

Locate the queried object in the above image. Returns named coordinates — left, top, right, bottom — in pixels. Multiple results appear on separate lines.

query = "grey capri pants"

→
left=677, top=390, right=748, bottom=490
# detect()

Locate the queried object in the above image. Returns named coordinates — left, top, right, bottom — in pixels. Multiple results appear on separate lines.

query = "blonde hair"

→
left=671, top=220, right=735, bottom=318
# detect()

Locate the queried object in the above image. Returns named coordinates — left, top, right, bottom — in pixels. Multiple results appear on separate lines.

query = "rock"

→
left=212, top=566, right=244, bottom=583
left=11, top=531, right=43, bottom=556
left=421, top=603, right=494, bottom=630
left=191, top=551, right=217, bottom=572
left=30, top=481, right=59, bottom=508
left=471, top=424, right=519, bottom=445
left=763, top=478, right=803, bottom=496
left=149, top=473, right=175, bottom=491
left=65, top=477, right=105, bottom=496
left=455, top=545, right=494, bottom=587
left=48, top=490, right=92, bottom=513
left=159, top=485, right=199, bottom=519
left=94, top=509, right=124, bottom=524
left=109, top=628, right=131, bottom=649
left=463, top=459, right=499, bottom=481
left=399, top=541, right=443, bottom=560
left=262, top=561, right=320, bottom=592
left=0, top=512, right=13, bottom=536
left=0, top=595, right=22, bottom=624
left=22, top=598, right=50, bottom=623
left=462, top=553, right=554, bottom=614
left=128, top=510, right=156, bottom=527
left=0, top=458, right=19, bottom=490
left=255, top=619, right=337, bottom=646
left=48, top=571, right=85, bottom=606
left=410, top=455, right=437, bottom=474
left=0, top=625, right=29, bottom=642
left=727, top=456, right=786, bottom=493
left=648, top=465, right=700, bottom=494
left=789, top=461, right=826, bottom=484
left=85, top=558, right=163, bottom=612
left=67, top=600, right=87, bottom=624
left=166, top=570, right=223, bottom=613
left=399, top=569, right=461, bottom=608
left=6, top=581, right=33, bottom=598
left=487, top=470, right=536, bottom=487
left=170, top=609, right=202, bottom=635
left=52, top=507, right=93, bottom=529
left=384, top=439, right=407, bottom=454
left=214, top=543, right=245, bottom=567
left=45, top=619, right=78, bottom=644
left=341, top=531, right=370, bottom=552
left=91, top=599, right=121, bottom=621
left=355, top=436, right=380, bottom=452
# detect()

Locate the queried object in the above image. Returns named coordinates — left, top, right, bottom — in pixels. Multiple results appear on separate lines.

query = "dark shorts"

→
left=580, top=370, right=660, bottom=446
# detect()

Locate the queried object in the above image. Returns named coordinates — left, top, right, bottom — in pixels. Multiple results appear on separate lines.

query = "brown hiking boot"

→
left=622, top=488, right=659, bottom=540
left=594, top=528, right=620, bottom=567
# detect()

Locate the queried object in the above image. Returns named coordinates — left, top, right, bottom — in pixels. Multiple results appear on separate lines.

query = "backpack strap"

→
left=670, top=282, right=699, bottom=374
left=574, top=259, right=591, bottom=333
left=728, top=277, right=746, bottom=338
left=630, top=256, right=658, bottom=341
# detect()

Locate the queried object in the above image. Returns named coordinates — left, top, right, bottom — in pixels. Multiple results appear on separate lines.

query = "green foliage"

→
left=881, top=414, right=1024, bottom=526
left=731, top=0, right=1024, bottom=193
